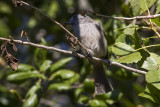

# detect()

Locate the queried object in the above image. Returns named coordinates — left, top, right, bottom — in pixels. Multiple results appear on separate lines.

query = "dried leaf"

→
left=66, top=33, right=78, bottom=51
left=12, top=44, right=18, bottom=52
left=6, top=53, right=19, bottom=71
left=12, top=0, right=22, bottom=7
left=21, top=30, right=24, bottom=37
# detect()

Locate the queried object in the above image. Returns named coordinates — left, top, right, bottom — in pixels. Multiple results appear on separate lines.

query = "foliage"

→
left=1, top=0, right=160, bottom=107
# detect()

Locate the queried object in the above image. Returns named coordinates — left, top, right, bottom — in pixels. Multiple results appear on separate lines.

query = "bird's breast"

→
left=74, top=23, right=107, bottom=57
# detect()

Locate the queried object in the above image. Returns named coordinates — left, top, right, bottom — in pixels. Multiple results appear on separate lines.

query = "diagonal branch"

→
left=0, top=37, right=147, bottom=75
left=17, top=1, right=89, bottom=55
left=88, top=11, right=160, bottom=20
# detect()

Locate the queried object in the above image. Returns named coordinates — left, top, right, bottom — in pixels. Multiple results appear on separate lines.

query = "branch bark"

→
left=88, top=11, right=160, bottom=20
left=17, top=1, right=89, bottom=55
left=0, top=37, right=147, bottom=75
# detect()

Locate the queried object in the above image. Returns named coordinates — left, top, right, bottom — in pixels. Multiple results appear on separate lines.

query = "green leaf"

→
left=156, top=5, right=160, bottom=14
left=75, top=88, right=83, bottom=98
left=0, top=2, right=12, bottom=14
left=83, top=79, right=94, bottom=94
left=111, top=67, right=139, bottom=79
left=77, top=95, right=89, bottom=104
left=150, top=53, right=160, bottom=64
left=34, top=48, right=47, bottom=67
left=23, top=83, right=41, bottom=107
left=68, top=73, right=80, bottom=84
left=142, top=57, right=157, bottom=70
left=90, top=99, right=108, bottom=107
left=23, top=94, right=39, bottom=107
left=48, top=83, right=71, bottom=91
left=115, top=34, right=132, bottom=45
left=139, top=92, right=158, bottom=103
left=116, top=52, right=142, bottom=63
left=40, top=60, right=52, bottom=72
left=124, top=24, right=138, bottom=36
left=47, top=1, right=59, bottom=18
left=49, top=57, right=73, bottom=73
left=26, top=82, right=41, bottom=98
left=128, top=0, right=156, bottom=16
left=41, top=38, right=47, bottom=44
left=112, top=42, right=142, bottom=63
left=152, top=18, right=160, bottom=27
left=0, top=20, right=10, bottom=37
left=49, top=69, right=75, bottom=80
left=139, top=83, right=160, bottom=104
left=27, top=17, right=37, bottom=28
left=7, top=71, right=46, bottom=83
left=112, top=42, right=135, bottom=56
left=96, top=89, right=123, bottom=101
left=142, top=54, right=160, bottom=70
left=17, top=64, right=35, bottom=72
left=146, top=70, right=160, bottom=90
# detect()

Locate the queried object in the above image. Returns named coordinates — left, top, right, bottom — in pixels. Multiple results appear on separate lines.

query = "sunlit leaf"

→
left=23, top=94, right=39, bottom=107
left=49, top=69, right=75, bottom=80
left=156, top=5, right=160, bottom=14
left=142, top=54, right=160, bottom=70
left=26, top=82, right=41, bottom=98
left=75, top=88, right=83, bottom=98
left=139, top=83, right=160, bottom=104
left=116, top=52, right=142, bottom=63
left=40, top=60, right=52, bottom=72
left=7, top=71, right=46, bottom=83
left=49, top=57, right=73, bottom=73
left=112, top=42, right=135, bottom=56
left=152, top=18, right=160, bottom=27
left=146, top=70, right=160, bottom=90
left=68, top=73, right=79, bottom=84
left=48, top=83, right=71, bottom=91
left=83, top=79, right=94, bottom=94
left=23, top=83, right=41, bottom=107
left=17, top=64, right=35, bottom=72
left=77, top=95, right=89, bottom=104
left=124, top=24, right=138, bottom=36
left=150, top=53, right=160, bottom=64
left=128, top=0, right=156, bottom=16
left=90, top=99, right=107, bottom=107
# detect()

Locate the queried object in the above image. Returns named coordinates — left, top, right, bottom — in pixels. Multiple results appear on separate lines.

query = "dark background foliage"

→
left=0, top=0, right=160, bottom=107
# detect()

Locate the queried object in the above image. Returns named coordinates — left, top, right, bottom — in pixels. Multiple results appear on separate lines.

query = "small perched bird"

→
left=67, top=13, right=111, bottom=95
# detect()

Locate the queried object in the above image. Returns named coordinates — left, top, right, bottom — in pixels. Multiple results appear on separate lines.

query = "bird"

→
left=66, top=12, right=111, bottom=95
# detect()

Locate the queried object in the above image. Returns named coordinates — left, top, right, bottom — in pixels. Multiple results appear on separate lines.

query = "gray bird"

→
left=67, top=13, right=111, bottom=95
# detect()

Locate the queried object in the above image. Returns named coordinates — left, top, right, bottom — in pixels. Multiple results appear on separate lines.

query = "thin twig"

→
left=88, top=11, right=160, bottom=20
left=0, top=37, right=147, bottom=75
left=19, top=1, right=89, bottom=55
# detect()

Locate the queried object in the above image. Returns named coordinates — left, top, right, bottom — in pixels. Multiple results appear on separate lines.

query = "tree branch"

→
left=17, top=1, right=89, bottom=55
left=0, top=37, right=147, bottom=75
left=88, top=11, right=160, bottom=20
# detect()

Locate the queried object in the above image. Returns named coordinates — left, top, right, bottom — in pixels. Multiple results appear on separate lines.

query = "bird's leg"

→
left=85, top=51, right=93, bottom=64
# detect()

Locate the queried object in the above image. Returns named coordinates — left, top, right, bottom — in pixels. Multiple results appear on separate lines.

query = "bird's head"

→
left=66, top=14, right=87, bottom=26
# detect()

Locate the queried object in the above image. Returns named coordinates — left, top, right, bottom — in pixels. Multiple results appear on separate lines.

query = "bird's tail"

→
left=93, top=62, right=111, bottom=95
